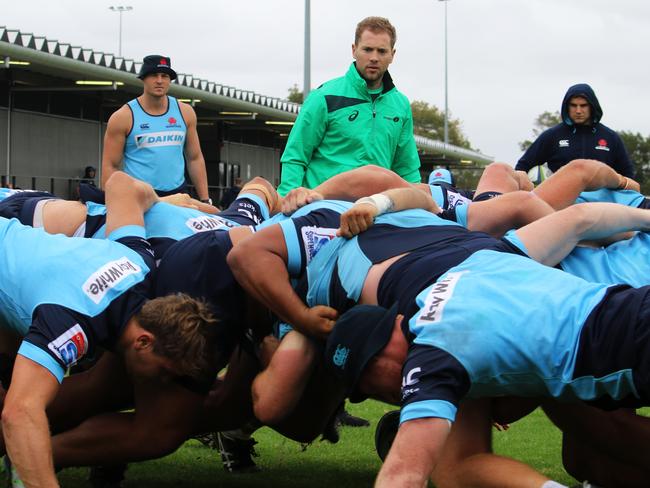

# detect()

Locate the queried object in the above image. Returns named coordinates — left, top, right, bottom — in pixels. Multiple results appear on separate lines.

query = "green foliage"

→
left=410, top=100, right=472, bottom=149
left=287, top=84, right=304, bottom=104
left=619, top=130, right=650, bottom=191
left=519, top=111, right=562, bottom=151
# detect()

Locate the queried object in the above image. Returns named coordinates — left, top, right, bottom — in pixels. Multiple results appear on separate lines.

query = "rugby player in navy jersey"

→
left=0, top=172, right=218, bottom=487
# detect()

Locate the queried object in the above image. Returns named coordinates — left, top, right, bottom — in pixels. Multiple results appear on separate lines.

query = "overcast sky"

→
left=4, top=0, right=650, bottom=163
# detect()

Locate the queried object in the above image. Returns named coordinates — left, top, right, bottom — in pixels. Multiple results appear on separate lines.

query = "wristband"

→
left=354, top=193, right=394, bottom=215
left=200, top=198, right=213, bottom=205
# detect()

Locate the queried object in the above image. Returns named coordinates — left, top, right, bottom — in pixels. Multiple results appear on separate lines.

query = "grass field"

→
left=54, top=400, right=579, bottom=487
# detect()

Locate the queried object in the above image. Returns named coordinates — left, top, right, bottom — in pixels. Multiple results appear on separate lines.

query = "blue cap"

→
left=428, top=168, right=452, bottom=185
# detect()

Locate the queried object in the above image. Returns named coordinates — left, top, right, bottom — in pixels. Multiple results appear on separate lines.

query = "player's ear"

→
left=134, top=332, right=154, bottom=351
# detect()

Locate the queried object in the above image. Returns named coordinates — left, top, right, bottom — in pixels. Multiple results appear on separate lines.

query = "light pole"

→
left=304, top=0, right=311, bottom=100
left=109, top=6, right=133, bottom=57
left=438, top=0, right=449, bottom=144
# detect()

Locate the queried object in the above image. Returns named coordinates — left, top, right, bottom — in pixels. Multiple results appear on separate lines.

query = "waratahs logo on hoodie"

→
left=595, top=138, right=610, bottom=152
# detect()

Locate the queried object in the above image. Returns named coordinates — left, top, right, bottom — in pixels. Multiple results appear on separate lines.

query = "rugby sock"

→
left=541, top=481, right=567, bottom=488
left=222, top=419, right=261, bottom=441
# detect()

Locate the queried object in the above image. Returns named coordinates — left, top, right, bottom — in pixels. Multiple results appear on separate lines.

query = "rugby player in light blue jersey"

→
left=101, top=55, right=210, bottom=201
left=301, top=198, right=650, bottom=488
left=0, top=173, right=218, bottom=487
left=42, top=169, right=429, bottom=473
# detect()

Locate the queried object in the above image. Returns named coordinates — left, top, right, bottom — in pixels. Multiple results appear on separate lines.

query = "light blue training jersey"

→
left=401, top=249, right=616, bottom=424
left=124, top=96, right=187, bottom=191
left=0, top=217, right=150, bottom=336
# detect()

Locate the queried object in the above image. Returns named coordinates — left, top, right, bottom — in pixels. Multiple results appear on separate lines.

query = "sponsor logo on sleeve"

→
left=416, top=271, right=466, bottom=325
left=82, top=257, right=142, bottom=304
left=135, top=131, right=185, bottom=148
left=559, top=139, right=569, bottom=148
left=402, top=366, right=422, bottom=399
left=185, top=215, right=237, bottom=233
left=300, top=226, right=338, bottom=262
left=595, top=138, right=610, bottom=151
left=47, top=324, right=88, bottom=367
left=236, top=201, right=262, bottom=225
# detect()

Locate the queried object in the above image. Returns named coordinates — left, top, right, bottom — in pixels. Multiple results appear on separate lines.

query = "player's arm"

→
left=281, top=165, right=415, bottom=214
left=179, top=103, right=209, bottom=201
left=375, top=417, right=451, bottom=488
left=2, top=355, right=61, bottom=487
left=338, top=187, right=439, bottom=238
left=277, top=93, right=327, bottom=196
left=227, top=224, right=337, bottom=338
left=534, top=158, right=638, bottom=211
left=52, top=380, right=203, bottom=467
left=514, top=131, right=549, bottom=173
left=104, top=171, right=158, bottom=236
left=101, top=106, right=131, bottom=188
left=516, top=202, right=650, bottom=266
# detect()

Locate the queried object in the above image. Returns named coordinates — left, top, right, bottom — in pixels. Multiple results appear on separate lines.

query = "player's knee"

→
left=484, top=162, right=513, bottom=178
left=563, top=158, right=602, bottom=180
left=104, top=171, right=132, bottom=191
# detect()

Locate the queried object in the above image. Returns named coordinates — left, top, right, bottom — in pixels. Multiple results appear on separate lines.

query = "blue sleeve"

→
left=278, top=208, right=342, bottom=277
left=21, top=305, right=95, bottom=383
left=400, top=344, right=469, bottom=424
left=17, top=341, right=66, bottom=383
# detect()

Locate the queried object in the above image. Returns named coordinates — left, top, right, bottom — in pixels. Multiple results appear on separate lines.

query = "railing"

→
left=1, top=174, right=233, bottom=205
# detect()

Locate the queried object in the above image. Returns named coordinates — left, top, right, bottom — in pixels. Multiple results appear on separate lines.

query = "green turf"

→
left=52, top=400, right=584, bottom=487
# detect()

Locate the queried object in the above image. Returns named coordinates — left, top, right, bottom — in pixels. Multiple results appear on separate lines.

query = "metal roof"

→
left=0, top=25, right=494, bottom=164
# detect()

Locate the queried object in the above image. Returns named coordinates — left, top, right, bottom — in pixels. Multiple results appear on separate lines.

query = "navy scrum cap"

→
left=138, top=55, right=177, bottom=81
left=324, top=303, right=399, bottom=402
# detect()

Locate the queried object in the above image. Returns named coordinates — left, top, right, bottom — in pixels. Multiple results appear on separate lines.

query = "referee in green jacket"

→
left=278, top=16, right=422, bottom=196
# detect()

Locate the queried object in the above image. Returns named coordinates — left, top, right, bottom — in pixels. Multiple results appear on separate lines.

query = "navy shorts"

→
left=575, top=285, right=650, bottom=409
left=0, top=191, right=58, bottom=226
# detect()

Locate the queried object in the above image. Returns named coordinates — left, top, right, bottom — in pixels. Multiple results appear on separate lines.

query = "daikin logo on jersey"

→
left=416, top=271, right=466, bottom=324
left=135, top=131, right=185, bottom=149
left=83, top=257, right=142, bottom=304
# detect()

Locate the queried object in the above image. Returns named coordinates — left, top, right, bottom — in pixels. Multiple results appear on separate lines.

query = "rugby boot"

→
left=216, top=433, right=260, bottom=473
left=374, top=410, right=400, bottom=462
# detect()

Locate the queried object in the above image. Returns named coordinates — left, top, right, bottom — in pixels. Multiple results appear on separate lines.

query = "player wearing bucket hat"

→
left=324, top=303, right=401, bottom=403
left=137, top=55, right=178, bottom=81
left=101, top=55, right=210, bottom=203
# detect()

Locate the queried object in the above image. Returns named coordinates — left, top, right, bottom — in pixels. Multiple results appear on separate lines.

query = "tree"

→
left=619, top=131, right=650, bottom=189
left=519, top=111, right=562, bottom=151
left=410, top=100, right=472, bottom=149
left=287, top=84, right=304, bottom=104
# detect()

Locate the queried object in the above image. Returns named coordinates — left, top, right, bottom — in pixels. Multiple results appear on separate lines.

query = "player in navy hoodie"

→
left=516, top=83, right=635, bottom=178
